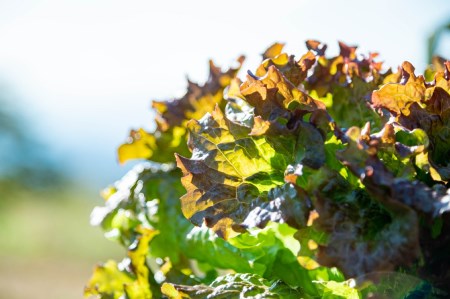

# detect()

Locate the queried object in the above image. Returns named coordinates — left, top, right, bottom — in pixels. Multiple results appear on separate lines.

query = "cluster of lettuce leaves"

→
left=85, top=42, right=450, bottom=299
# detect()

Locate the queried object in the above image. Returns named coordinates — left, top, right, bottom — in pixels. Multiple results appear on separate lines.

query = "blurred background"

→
left=0, top=0, right=449, bottom=298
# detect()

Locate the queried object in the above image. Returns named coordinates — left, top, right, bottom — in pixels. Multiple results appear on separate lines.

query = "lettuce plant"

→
left=85, top=41, right=450, bottom=298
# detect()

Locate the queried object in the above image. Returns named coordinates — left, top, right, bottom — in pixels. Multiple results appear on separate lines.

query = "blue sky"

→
left=0, top=0, right=449, bottom=188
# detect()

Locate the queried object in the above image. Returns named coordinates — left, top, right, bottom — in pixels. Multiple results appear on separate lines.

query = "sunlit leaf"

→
left=241, top=65, right=325, bottom=120
left=262, top=42, right=285, bottom=60
left=91, top=41, right=450, bottom=297
left=118, top=127, right=189, bottom=164
left=91, top=163, right=192, bottom=263
left=372, top=61, right=450, bottom=181
left=85, top=227, right=159, bottom=299
left=162, top=273, right=306, bottom=299
left=85, top=260, right=134, bottom=299
left=176, top=105, right=320, bottom=238
left=314, top=280, right=359, bottom=299
left=118, top=57, right=244, bottom=164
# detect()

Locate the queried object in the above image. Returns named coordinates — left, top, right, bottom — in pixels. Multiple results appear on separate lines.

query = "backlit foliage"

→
left=86, top=41, right=450, bottom=298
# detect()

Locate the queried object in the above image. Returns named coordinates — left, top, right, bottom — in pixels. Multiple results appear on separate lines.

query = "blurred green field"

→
left=0, top=188, right=123, bottom=299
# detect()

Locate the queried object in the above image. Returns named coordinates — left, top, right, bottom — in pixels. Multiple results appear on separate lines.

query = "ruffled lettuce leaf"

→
left=256, top=43, right=316, bottom=87
left=241, top=65, right=325, bottom=120
left=161, top=273, right=307, bottom=299
left=175, top=104, right=324, bottom=238
left=227, top=223, right=331, bottom=296
left=85, top=227, right=159, bottom=299
left=176, top=57, right=336, bottom=238
left=372, top=61, right=450, bottom=181
left=118, top=57, right=244, bottom=164
left=89, top=163, right=322, bottom=296
left=183, top=226, right=256, bottom=274
left=304, top=40, right=386, bottom=130
left=261, top=42, right=285, bottom=60
left=184, top=223, right=349, bottom=297
left=89, top=41, right=450, bottom=298
left=118, top=126, right=189, bottom=164
left=175, top=43, right=435, bottom=282
left=314, top=280, right=360, bottom=299
left=314, top=125, right=450, bottom=278
left=90, top=163, right=192, bottom=263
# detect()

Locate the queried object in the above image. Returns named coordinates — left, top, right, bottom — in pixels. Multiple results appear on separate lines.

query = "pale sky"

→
left=0, top=0, right=449, bottom=187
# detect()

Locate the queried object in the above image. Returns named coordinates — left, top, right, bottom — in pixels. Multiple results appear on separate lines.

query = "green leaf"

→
left=85, top=227, right=159, bottom=299
left=119, top=127, right=190, bottom=164
left=395, top=127, right=429, bottom=148
left=323, top=80, right=382, bottom=130
left=90, top=41, right=450, bottom=298
left=224, top=92, right=254, bottom=128
left=184, top=223, right=325, bottom=296
left=228, top=223, right=320, bottom=296
left=176, top=105, right=320, bottom=238
left=85, top=260, right=134, bottom=299
left=183, top=226, right=256, bottom=274
left=176, top=106, right=284, bottom=238
left=314, top=280, right=360, bottom=299
left=161, top=273, right=307, bottom=299
left=126, top=227, right=159, bottom=298
left=91, top=163, right=192, bottom=263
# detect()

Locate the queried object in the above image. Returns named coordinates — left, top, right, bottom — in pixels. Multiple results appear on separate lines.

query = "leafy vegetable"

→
left=162, top=273, right=306, bottom=299
left=85, top=227, right=159, bottom=298
left=90, top=163, right=191, bottom=263
left=175, top=104, right=316, bottom=238
left=87, top=41, right=450, bottom=298
left=118, top=57, right=244, bottom=164
left=372, top=61, right=450, bottom=181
